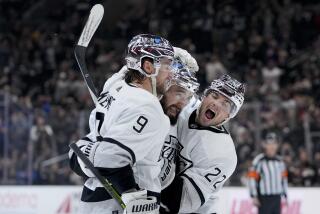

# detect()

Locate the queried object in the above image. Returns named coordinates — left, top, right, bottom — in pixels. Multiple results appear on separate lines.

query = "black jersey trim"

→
left=102, top=137, right=136, bottom=164
left=96, top=164, right=137, bottom=194
left=127, top=82, right=138, bottom=88
left=147, top=190, right=161, bottom=204
left=81, top=164, right=137, bottom=202
left=69, top=145, right=88, bottom=178
left=181, top=173, right=205, bottom=206
left=69, top=137, right=92, bottom=178
left=81, top=185, right=113, bottom=202
left=81, top=187, right=160, bottom=203
left=81, top=136, right=93, bottom=142
left=160, top=176, right=184, bottom=213
left=188, top=110, right=229, bottom=134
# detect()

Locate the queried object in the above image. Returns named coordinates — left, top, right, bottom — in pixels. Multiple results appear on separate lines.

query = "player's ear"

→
left=142, top=58, right=154, bottom=75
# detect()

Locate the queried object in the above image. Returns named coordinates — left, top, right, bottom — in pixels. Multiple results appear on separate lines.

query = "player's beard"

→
left=161, top=100, right=180, bottom=125
left=167, top=107, right=179, bottom=125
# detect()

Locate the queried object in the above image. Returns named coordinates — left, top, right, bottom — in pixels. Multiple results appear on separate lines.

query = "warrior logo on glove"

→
left=131, top=202, right=158, bottom=213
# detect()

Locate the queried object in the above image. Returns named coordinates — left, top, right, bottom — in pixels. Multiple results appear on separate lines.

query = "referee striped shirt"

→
left=247, top=153, right=288, bottom=198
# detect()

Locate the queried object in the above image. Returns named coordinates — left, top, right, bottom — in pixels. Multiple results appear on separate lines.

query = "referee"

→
left=247, top=132, right=288, bottom=214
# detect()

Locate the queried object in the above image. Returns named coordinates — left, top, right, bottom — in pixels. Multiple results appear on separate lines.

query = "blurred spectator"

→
left=30, top=115, right=56, bottom=158
left=298, top=149, right=317, bottom=186
left=259, top=59, right=283, bottom=101
left=205, top=54, right=227, bottom=84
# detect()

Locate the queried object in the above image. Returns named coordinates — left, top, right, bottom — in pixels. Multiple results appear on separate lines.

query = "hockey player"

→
left=69, top=34, right=175, bottom=214
left=160, top=74, right=245, bottom=213
left=88, top=47, right=200, bottom=194
left=158, top=48, right=199, bottom=190
left=160, top=47, right=199, bottom=126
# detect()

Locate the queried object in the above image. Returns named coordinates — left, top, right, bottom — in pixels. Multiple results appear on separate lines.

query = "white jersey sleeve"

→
left=178, top=133, right=237, bottom=213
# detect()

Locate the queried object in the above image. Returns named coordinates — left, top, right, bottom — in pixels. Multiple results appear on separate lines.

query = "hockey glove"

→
left=77, top=139, right=99, bottom=177
left=122, top=189, right=159, bottom=214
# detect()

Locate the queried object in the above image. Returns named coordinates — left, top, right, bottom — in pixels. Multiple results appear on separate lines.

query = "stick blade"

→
left=77, top=4, right=104, bottom=47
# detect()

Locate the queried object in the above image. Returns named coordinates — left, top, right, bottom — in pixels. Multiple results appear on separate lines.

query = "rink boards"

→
left=0, top=186, right=318, bottom=214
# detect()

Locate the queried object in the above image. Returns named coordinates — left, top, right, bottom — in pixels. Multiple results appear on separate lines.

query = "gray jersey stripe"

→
left=273, top=161, right=280, bottom=194
left=257, top=161, right=265, bottom=195
left=270, top=161, right=277, bottom=194
left=262, top=160, right=271, bottom=195
left=261, top=161, right=270, bottom=195
left=275, top=161, right=282, bottom=194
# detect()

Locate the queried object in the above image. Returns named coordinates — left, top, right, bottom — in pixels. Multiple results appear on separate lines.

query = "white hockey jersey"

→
left=70, top=78, right=170, bottom=213
left=161, top=98, right=237, bottom=213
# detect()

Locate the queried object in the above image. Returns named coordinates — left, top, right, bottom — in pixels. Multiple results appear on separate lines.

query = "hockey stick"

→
left=69, top=143, right=126, bottom=209
left=74, top=4, right=103, bottom=105
left=72, top=4, right=126, bottom=209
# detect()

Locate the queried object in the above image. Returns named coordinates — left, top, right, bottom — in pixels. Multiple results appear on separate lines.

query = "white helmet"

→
left=204, top=74, right=245, bottom=118
left=170, top=57, right=199, bottom=93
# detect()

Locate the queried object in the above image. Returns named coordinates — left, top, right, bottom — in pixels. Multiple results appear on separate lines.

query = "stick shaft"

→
left=69, top=143, right=126, bottom=209
left=72, top=4, right=125, bottom=209
left=74, top=45, right=99, bottom=103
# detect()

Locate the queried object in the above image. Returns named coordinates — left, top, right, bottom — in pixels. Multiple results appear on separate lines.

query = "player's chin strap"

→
left=138, top=63, right=161, bottom=97
left=151, top=75, right=157, bottom=97
left=150, top=63, right=161, bottom=97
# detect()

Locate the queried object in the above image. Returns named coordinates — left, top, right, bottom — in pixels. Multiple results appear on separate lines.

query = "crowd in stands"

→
left=1, top=0, right=320, bottom=186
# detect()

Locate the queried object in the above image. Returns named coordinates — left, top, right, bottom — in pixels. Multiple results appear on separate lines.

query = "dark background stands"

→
left=0, top=0, right=320, bottom=186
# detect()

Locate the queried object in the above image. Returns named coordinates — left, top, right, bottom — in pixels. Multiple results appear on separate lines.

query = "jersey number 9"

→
left=133, top=116, right=148, bottom=133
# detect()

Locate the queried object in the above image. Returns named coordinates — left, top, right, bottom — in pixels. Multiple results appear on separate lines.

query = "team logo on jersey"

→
left=177, top=152, right=193, bottom=175
left=175, top=141, right=193, bottom=175
left=98, top=92, right=115, bottom=109
left=161, top=135, right=182, bottom=163
left=160, top=135, right=193, bottom=175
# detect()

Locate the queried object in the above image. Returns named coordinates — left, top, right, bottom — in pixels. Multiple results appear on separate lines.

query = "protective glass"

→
left=165, top=85, right=194, bottom=105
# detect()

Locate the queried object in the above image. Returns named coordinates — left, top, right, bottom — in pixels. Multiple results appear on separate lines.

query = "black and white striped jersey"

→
left=247, top=153, right=288, bottom=198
